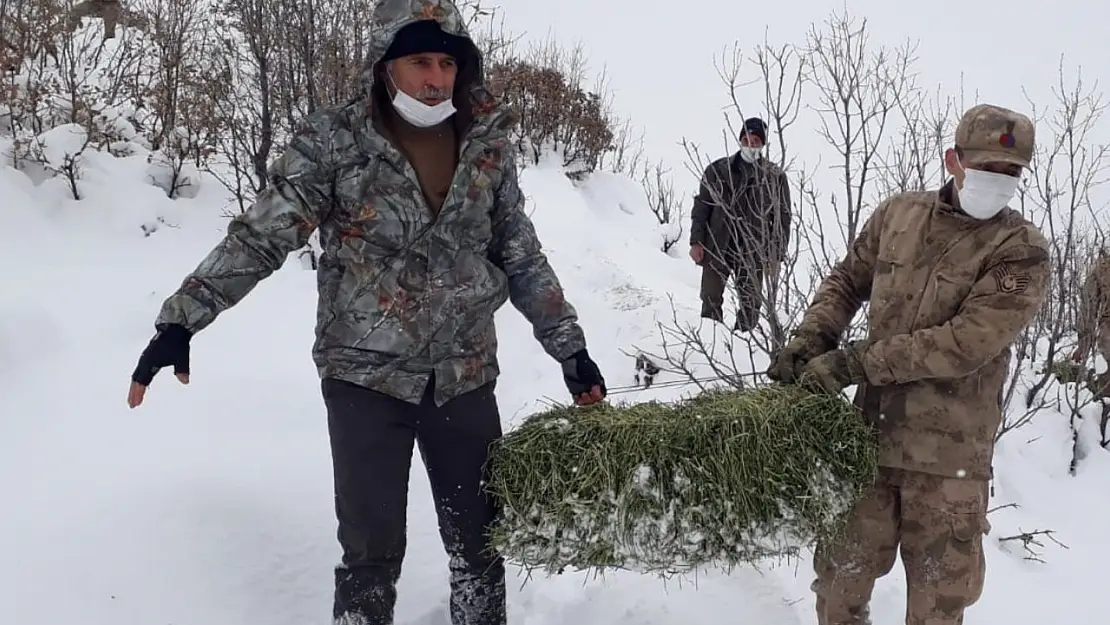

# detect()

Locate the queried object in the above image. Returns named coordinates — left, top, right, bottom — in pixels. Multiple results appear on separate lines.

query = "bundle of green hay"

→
left=485, top=384, right=878, bottom=577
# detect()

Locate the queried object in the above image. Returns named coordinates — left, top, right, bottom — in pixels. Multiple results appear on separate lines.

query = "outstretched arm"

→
left=487, top=150, right=587, bottom=361
left=155, top=115, right=336, bottom=334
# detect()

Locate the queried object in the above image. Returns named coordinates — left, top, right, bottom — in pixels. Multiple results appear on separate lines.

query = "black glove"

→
left=131, top=323, right=192, bottom=386
left=561, top=348, right=606, bottom=404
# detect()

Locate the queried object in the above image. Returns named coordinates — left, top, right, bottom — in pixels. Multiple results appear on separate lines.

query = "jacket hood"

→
left=362, top=0, right=482, bottom=102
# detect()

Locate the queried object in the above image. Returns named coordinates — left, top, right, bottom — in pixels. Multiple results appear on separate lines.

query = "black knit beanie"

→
left=380, top=19, right=468, bottom=65
left=741, top=117, right=768, bottom=144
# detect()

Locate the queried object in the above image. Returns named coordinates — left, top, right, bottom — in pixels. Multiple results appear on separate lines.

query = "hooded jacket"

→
left=154, top=0, right=587, bottom=406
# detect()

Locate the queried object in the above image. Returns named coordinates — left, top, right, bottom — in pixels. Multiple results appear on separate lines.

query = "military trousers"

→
left=322, top=376, right=506, bottom=625
left=699, top=261, right=763, bottom=332
left=811, top=467, right=990, bottom=625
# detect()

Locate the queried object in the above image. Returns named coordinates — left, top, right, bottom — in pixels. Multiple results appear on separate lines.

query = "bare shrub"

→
left=485, top=36, right=618, bottom=179
left=460, top=0, right=516, bottom=70
left=1, top=0, right=163, bottom=191
left=640, top=159, right=684, bottom=254
left=597, top=117, right=645, bottom=177
left=995, top=60, right=1110, bottom=469
left=645, top=11, right=926, bottom=388
left=13, top=121, right=92, bottom=197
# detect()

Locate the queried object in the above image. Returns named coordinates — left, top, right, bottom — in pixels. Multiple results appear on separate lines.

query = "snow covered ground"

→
left=2, top=135, right=1109, bottom=625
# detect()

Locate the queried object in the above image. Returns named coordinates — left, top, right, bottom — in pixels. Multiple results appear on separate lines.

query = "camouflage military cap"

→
left=954, top=103, right=1035, bottom=169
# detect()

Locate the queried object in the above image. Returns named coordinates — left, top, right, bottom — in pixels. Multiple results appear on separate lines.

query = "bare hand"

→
left=128, top=324, right=193, bottom=408
left=127, top=372, right=189, bottom=409
left=689, top=244, right=704, bottom=265
left=573, top=385, right=605, bottom=406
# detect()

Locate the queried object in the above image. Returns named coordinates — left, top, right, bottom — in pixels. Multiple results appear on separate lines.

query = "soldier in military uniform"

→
left=125, top=1, right=606, bottom=624
left=1073, top=248, right=1110, bottom=396
left=1075, top=250, right=1110, bottom=363
left=767, top=103, right=1052, bottom=625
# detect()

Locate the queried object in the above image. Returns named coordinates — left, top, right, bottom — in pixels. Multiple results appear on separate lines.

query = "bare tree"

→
left=999, top=60, right=1110, bottom=448
left=134, top=0, right=204, bottom=150
left=991, top=60, right=1110, bottom=477
left=205, top=0, right=281, bottom=212
left=643, top=11, right=928, bottom=390
left=872, top=84, right=954, bottom=197
left=805, top=9, right=916, bottom=246
left=660, top=40, right=804, bottom=383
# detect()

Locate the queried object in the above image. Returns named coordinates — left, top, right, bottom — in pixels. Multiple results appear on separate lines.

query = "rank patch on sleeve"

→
left=992, top=263, right=1032, bottom=294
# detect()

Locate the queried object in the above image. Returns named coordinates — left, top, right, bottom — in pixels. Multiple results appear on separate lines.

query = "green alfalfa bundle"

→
left=485, top=384, right=878, bottom=577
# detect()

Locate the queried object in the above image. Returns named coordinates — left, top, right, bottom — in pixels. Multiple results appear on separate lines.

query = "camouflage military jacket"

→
left=797, top=181, right=1050, bottom=480
left=1078, top=254, right=1110, bottom=355
left=154, top=0, right=587, bottom=406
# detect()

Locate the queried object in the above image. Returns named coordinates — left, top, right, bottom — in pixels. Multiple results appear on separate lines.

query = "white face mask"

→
left=739, top=146, right=762, bottom=163
left=386, top=68, right=455, bottom=128
left=391, top=88, right=456, bottom=127
left=957, top=167, right=1020, bottom=220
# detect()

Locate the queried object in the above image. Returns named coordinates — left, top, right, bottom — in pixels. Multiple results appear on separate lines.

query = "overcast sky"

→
left=490, top=0, right=1105, bottom=207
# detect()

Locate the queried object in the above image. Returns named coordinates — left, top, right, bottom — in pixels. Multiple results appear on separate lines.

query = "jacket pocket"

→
left=929, top=270, right=976, bottom=323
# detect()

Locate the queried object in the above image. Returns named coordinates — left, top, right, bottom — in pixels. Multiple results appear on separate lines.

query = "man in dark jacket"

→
left=124, top=1, right=607, bottom=624
left=689, top=117, right=792, bottom=332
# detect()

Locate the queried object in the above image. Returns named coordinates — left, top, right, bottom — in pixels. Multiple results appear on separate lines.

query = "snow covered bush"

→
left=0, top=0, right=225, bottom=200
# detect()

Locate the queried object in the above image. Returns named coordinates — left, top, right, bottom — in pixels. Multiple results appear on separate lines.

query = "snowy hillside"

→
left=4, top=2, right=1110, bottom=624
left=2, top=135, right=1110, bottom=625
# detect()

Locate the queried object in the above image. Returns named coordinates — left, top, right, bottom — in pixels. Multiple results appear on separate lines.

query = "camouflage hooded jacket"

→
left=796, top=181, right=1051, bottom=480
left=153, top=0, right=587, bottom=406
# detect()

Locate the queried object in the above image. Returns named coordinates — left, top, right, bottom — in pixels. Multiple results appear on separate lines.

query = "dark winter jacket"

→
left=689, top=153, right=792, bottom=271
left=153, top=0, right=587, bottom=406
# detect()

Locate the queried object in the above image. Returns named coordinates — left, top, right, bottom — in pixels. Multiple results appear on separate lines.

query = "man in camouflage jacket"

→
left=689, top=117, right=792, bottom=332
left=767, top=104, right=1051, bottom=625
left=126, top=1, right=607, bottom=623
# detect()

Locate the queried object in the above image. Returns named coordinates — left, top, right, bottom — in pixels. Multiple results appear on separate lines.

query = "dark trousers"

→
left=699, top=261, right=763, bottom=332
left=322, top=376, right=506, bottom=625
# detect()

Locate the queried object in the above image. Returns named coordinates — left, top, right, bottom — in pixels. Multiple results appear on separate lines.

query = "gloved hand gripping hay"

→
left=484, top=384, right=879, bottom=577
left=799, top=344, right=868, bottom=395
left=767, top=328, right=838, bottom=383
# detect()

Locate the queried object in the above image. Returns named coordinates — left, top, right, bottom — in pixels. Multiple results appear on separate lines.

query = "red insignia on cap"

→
left=1000, top=133, right=1016, bottom=148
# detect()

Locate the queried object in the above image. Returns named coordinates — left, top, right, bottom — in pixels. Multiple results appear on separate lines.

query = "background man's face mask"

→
left=957, top=164, right=1020, bottom=220
left=739, top=146, right=763, bottom=163
left=388, top=69, right=456, bottom=128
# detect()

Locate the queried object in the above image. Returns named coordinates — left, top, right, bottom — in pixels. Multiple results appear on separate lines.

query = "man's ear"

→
left=943, top=147, right=960, bottom=177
